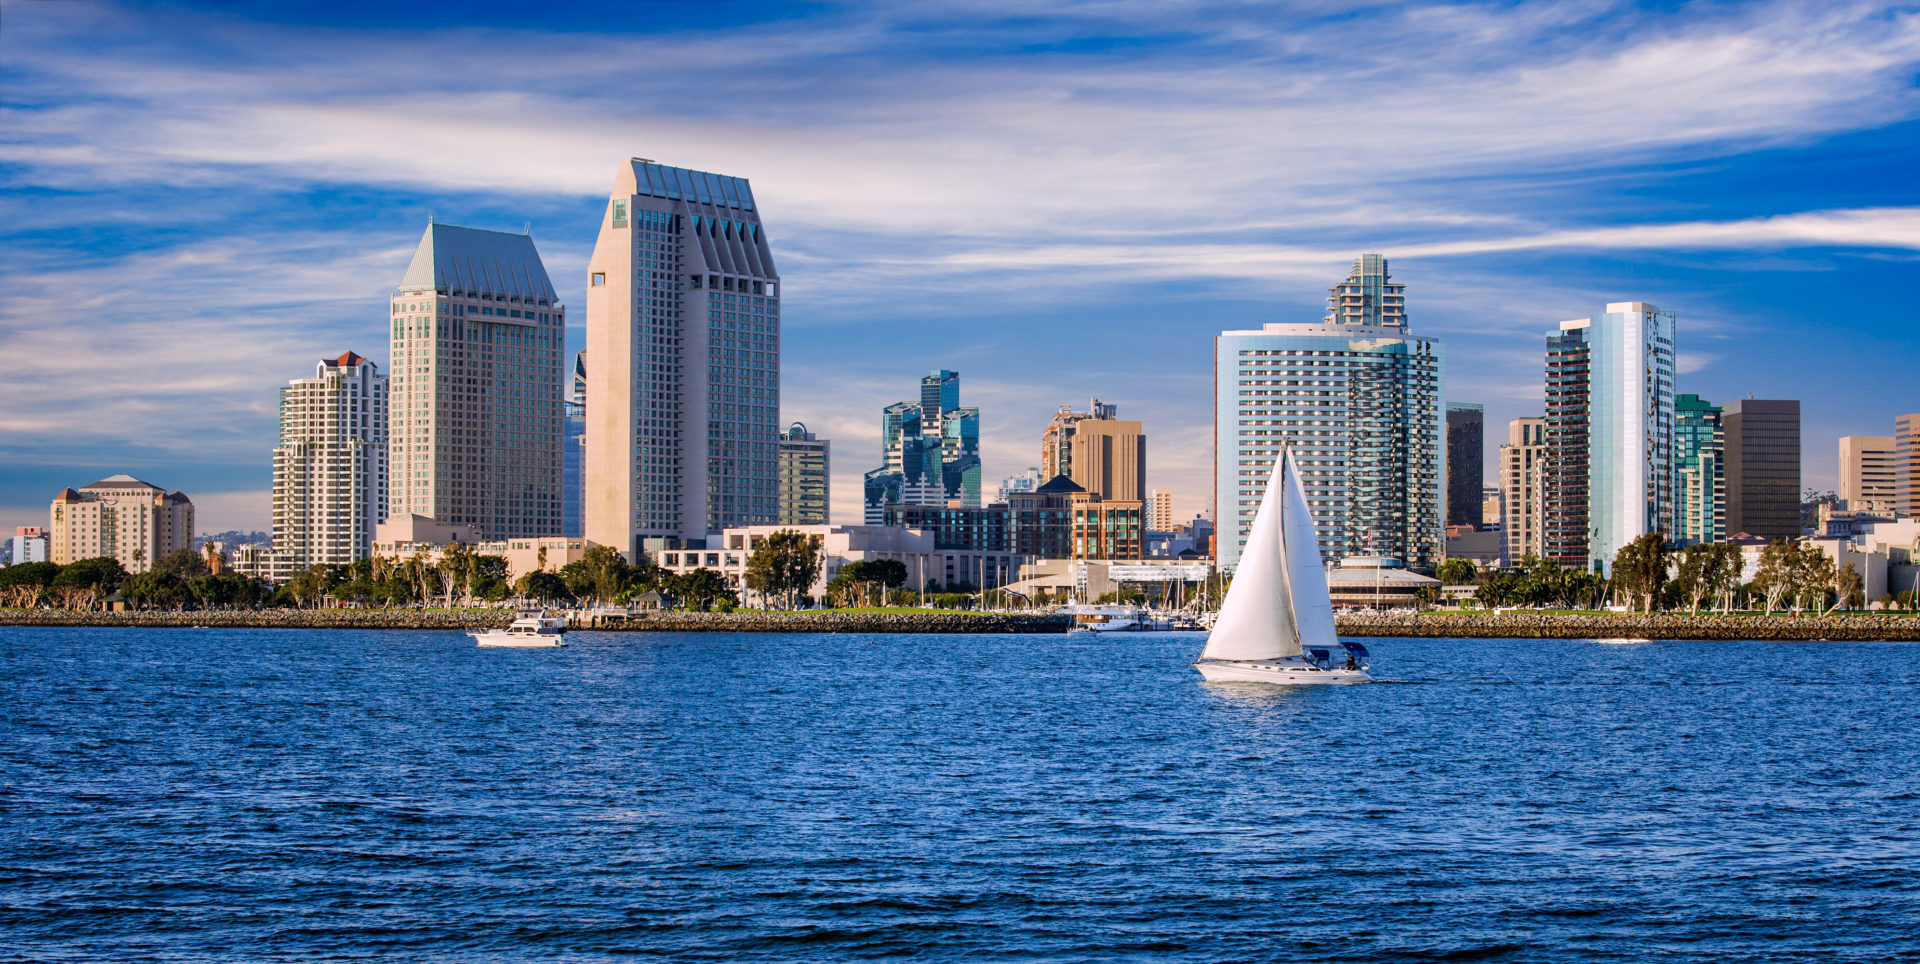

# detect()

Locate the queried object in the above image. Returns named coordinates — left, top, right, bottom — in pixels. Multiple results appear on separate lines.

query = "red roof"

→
left=328, top=351, right=366, bottom=367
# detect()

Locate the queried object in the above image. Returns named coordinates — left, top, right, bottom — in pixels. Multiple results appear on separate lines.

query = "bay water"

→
left=4, top=628, right=1918, bottom=961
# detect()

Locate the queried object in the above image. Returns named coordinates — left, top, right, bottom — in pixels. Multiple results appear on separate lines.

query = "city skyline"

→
left=5, top=2, right=1920, bottom=537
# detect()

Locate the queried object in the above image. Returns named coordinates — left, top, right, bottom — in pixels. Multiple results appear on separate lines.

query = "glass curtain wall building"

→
left=1213, top=255, right=1444, bottom=574
left=1446, top=402, right=1484, bottom=527
left=776, top=421, right=830, bottom=526
left=584, top=159, right=780, bottom=556
left=1542, top=303, right=1678, bottom=574
left=1675, top=393, right=1724, bottom=546
left=864, top=370, right=981, bottom=523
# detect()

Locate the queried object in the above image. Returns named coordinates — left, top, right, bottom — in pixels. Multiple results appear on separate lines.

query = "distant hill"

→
left=196, top=530, right=268, bottom=549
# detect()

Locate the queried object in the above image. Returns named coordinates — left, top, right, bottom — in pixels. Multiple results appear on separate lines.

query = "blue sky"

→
left=3, top=0, right=1918, bottom=535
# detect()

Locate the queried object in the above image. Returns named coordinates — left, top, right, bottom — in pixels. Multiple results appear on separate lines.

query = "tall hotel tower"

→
left=271, top=351, right=388, bottom=580
left=1213, top=254, right=1444, bottom=573
left=1542, top=303, right=1677, bottom=573
left=586, top=159, right=780, bottom=557
left=389, top=223, right=565, bottom=537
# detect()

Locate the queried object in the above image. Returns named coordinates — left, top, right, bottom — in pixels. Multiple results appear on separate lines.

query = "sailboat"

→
left=1195, top=445, right=1371, bottom=684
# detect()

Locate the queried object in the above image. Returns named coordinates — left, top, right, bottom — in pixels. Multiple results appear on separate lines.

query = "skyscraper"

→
left=776, top=422, right=830, bottom=525
left=1040, top=399, right=1145, bottom=502
left=1498, top=417, right=1547, bottom=565
left=1446, top=402, right=1484, bottom=527
left=1675, top=393, right=1724, bottom=546
left=1214, top=254, right=1443, bottom=572
left=1895, top=414, right=1920, bottom=518
left=1838, top=435, right=1896, bottom=514
left=1723, top=399, right=1800, bottom=541
left=864, top=370, right=981, bottom=523
left=563, top=350, right=586, bottom=538
left=389, top=222, right=565, bottom=538
left=585, top=159, right=780, bottom=557
left=1541, top=303, right=1677, bottom=574
left=271, top=352, right=388, bottom=580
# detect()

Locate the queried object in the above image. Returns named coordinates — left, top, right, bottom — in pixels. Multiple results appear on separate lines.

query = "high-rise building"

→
left=10, top=527, right=49, bottom=565
left=1148, top=489, right=1175, bottom=531
left=1214, top=254, right=1444, bottom=572
left=271, top=352, right=388, bottom=581
left=585, top=159, right=780, bottom=557
left=49, top=475, right=193, bottom=572
left=1675, top=393, right=1724, bottom=546
left=1839, top=436, right=1897, bottom=515
left=777, top=422, right=830, bottom=525
left=1541, top=303, right=1677, bottom=574
left=1723, top=399, right=1801, bottom=540
left=1895, top=414, right=1920, bottom=518
left=1446, top=402, right=1484, bottom=527
left=1040, top=399, right=1145, bottom=503
left=389, top=222, right=565, bottom=538
left=864, top=370, right=981, bottom=523
left=563, top=349, right=586, bottom=538
left=994, top=467, right=1044, bottom=504
left=1498, top=417, right=1547, bottom=566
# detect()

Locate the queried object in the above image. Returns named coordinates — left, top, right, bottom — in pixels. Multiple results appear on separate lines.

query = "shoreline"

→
left=0, top=608, right=1917, bottom=639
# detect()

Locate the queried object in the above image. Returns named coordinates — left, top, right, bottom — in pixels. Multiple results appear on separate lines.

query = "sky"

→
left=3, top=0, right=1919, bottom=538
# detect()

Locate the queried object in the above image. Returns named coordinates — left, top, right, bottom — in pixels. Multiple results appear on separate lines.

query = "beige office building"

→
left=1839, top=436, right=1897, bottom=515
left=1147, top=489, right=1175, bottom=531
left=1499, top=417, right=1547, bottom=565
left=586, top=159, right=781, bottom=559
left=270, top=352, right=388, bottom=582
left=1040, top=399, right=1145, bottom=503
left=49, top=474, right=193, bottom=572
left=390, top=223, right=565, bottom=539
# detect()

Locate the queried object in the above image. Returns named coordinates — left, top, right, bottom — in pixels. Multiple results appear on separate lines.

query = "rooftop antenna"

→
left=523, top=221, right=532, bottom=236
left=428, top=209, right=435, bottom=225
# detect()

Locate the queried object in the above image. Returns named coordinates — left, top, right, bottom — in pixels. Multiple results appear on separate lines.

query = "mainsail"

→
left=1201, top=449, right=1302, bottom=661
left=1282, top=446, right=1338, bottom=649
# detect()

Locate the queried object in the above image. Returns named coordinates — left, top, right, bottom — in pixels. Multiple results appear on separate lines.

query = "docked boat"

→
left=470, top=612, right=568, bottom=648
left=1195, top=444, right=1371, bottom=685
left=1065, top=605, right=1157, bottom=632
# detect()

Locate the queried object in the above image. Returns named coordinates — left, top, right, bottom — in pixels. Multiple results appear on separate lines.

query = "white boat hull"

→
left=1195, top=658, right=1371, bottom=685
left=470, top=632, right=567, bottom=648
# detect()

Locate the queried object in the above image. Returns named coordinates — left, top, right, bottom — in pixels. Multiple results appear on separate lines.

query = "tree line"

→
left=1440, top=534, right=1891, bottom=614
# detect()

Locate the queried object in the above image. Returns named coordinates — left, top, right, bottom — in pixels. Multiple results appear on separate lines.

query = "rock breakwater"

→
left=0, top=608, right=1074, bottom=634
left=1336, top=612, right=1920, bottom=642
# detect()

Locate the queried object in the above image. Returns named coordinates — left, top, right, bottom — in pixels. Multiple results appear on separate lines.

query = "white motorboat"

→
left=1195, top=444, right=1371, bottom=685
left=1065, top=605, right=1156, bottom=632
left=471, top=613, right=568, bottom=648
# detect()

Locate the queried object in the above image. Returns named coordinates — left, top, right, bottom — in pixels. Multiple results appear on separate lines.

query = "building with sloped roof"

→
left=389, top=222, right=565, bottom=539
left=585, top=158, right=783, bottom=558
left=48, top=474, right=193, bottom=572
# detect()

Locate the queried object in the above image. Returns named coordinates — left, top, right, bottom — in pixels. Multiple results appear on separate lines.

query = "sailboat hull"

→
left=1195, top=658, right=1372, bottom=685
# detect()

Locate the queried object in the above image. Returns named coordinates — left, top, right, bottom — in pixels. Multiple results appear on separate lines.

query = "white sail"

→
left=1201, top=452, right=1300, bottom=661
left=1281, top=447, right=1338, bottom=648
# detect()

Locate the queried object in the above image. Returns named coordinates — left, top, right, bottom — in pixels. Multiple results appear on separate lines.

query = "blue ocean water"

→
left=3, top=628, right=1918, bottom=962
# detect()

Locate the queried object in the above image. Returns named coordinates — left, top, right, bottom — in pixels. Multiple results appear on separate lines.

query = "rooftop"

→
left=399, top=223, right=557, bottom=301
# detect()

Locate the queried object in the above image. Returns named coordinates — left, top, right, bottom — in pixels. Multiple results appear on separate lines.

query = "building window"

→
left=592, top=273, right=605, bottom=287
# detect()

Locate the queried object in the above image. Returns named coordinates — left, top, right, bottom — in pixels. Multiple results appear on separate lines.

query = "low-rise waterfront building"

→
left=654, top=524, right=1024, bottom=600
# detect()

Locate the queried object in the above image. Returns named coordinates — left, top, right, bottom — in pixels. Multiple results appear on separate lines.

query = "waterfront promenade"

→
left=2, top=608, right=1918, bottom=639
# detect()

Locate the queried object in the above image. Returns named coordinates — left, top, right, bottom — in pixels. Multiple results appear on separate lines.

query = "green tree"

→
left=672, top=568, right=732, bottom=611
left=51, top=557, right=127, bottom=610
left=1609, top=532, right=1670, bottom=613
left=1834, top=562, right=1864, bottom=613
left=124, top=570, right=187, bottom=609
left=287, top=563, right=341, bottom=609
left=580, top=545, right=630, bottom=606
left=154, top=547, right=210, bottom=579
left=1790, top=542, right=1834, bottom=615
left=1753, top=541, right=1795, bottom=615
left=743, top=529, right=825, bottom=610
left=517, top=570, right=571, bottom=605
left=1436, top=557, right=1477, bottom=586
left=0, top=561, right=61, bottom=608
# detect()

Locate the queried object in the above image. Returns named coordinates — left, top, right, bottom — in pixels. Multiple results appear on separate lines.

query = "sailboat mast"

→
left=1277, top=449, right=1303, bottom=651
